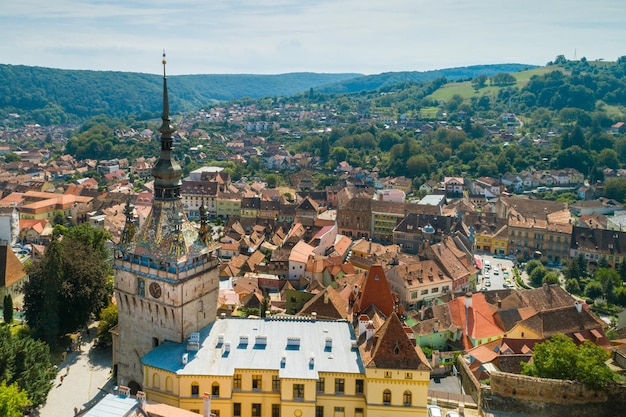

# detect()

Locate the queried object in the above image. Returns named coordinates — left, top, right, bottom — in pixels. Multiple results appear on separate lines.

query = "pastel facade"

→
left=142, top=316, right=430, bottom=417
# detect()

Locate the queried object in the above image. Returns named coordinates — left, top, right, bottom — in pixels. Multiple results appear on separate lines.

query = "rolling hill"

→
left=0, top=62, right=535, bottom=124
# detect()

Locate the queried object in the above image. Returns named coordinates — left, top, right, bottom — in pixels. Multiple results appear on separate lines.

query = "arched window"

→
left=166, top=376, right=173, bottom=392
left=191, top=382, right=199, bottom=397
left=152, top=373, right=160, bottom=389
left=403, top=390, right=412, bottom=406
left=383, top=389, right=391, bottom=405
left=212, top=382, right=220, bottom=397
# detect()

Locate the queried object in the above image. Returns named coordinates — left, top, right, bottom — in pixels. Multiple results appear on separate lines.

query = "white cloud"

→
left=1, top=0, right=625, bottom=74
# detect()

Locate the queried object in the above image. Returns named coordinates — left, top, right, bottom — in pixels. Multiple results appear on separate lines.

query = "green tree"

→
left=522, top=334, right=614, bottom=390
left=3, top=153, right=21, bottom=163
left=3, top=294, right=12, bottom=324
left=0, top=327, right=55, bottom=408
left=446, top=94, right=463, bottom=112
left=584, top=280, right=603, bottom=300
left=490, top=72, right=516, bottom=86
left=543, top=272, right=559, bottom=285
left=330, top=146, right=348, bottom=164
left=565, top=278, right=581, bottom=294
left=0, top=381, right=31, bottom=417
left=615, top=286, right=626, bottom=307
left=619, top=258, right=626, bottom=282
left=52, top=211, right=66, bottom=226
left=24, top=224, right=111, bottom=341
left=265, top=173, right=279, bottom=188
left=24, top=239, right=63, bottom=342
left=597, top=148, right=619, bottom=169
left=561, top=125, right=586, bottom=149
left=320, top=136, right=330, bottom=161
left=471, top=74, right=488, bottom=90
left=595, top=268, right=621, bottom=302
left=604, top=177, right=626, bottom=202
left=530, top=266, right=547, bottom=287
left=525, top=260, right=542, bottom=275
left=378, top=131, right=401, bottom=152
left=406, top=155, right=430, bottom=177
left=97, top=302, right=118, bottom=345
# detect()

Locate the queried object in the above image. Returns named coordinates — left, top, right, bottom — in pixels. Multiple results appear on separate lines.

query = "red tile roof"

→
left=355, top=264, right=396, bottom=317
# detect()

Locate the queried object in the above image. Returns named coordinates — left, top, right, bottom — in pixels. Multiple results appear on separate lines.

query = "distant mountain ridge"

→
left=315, top=63, right=537, bottom=94
left=0, top=63, right=535, bottom=124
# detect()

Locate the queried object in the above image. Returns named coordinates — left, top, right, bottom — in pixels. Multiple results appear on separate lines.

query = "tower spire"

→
left=120, top=193, right=135, bottom=245
left=151, top=50, right=182, bottom=200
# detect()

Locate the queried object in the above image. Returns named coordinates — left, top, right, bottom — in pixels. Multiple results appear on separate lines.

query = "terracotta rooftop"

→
left=0, top=245, right=26, bottom=288
left=360, top=312, right=430, bottom=370
left=355, top=264, right=396, bottom=317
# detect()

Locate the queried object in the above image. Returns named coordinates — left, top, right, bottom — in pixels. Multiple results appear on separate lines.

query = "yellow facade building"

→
left=142, top=315, right=430, bottom=417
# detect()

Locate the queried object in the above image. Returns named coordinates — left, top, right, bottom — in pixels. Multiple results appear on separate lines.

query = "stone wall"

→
left=482, top=370, right=626, bottom=417
left=456, top=357, right=481, bottom=403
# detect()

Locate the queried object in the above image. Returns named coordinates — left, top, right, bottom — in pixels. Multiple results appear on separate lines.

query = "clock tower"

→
left=113, top=54, right=220, bottom=390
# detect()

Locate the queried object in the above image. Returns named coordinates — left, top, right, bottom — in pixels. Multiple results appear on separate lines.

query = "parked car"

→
left=485, top=279, right=491, bottom=287
left=427, top=405, right=443, bottom=417
left=445, top=412, right=460, bottom=417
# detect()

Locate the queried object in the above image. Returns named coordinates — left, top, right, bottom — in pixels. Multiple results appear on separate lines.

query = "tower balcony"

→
left=113, top=250, right=219, bottom=283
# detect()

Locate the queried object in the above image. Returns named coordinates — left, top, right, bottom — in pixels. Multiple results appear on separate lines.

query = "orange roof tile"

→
left=355, top=265, right=396, bottom=317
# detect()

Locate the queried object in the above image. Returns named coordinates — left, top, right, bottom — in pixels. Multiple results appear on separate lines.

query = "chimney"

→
left=574, top=300, right=582, bottom=313
left=312, top=312, right=317, bottom=321
left=118, top=386, right=130, bottom=397
left=464, top=292, right=473, bottom=309
left=324, top=291, right=329, bottom=304
left=203, top=392, right=211, bottom=417
left=136, top=391, right=146, bottom=409
left=182, top=353, right=189, bottom=365
left=420, top=306, right=425, bottom=321
left=358, top=314, right=369, bottom=336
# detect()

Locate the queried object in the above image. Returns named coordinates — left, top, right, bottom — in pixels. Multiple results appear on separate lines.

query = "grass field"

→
left=419, top=106, right=440, bottom=119
left=429, top=66, right=566, bottom=102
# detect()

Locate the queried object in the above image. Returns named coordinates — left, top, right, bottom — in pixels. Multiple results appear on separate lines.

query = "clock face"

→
left=149, top=282, right=162, bottom=298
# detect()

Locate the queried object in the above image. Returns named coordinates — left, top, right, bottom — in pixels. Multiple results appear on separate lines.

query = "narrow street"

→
left=30, top=324, right=114, bottom=417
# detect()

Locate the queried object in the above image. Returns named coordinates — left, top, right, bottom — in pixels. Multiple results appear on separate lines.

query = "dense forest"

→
left=0, top=63, right=531, bottom=125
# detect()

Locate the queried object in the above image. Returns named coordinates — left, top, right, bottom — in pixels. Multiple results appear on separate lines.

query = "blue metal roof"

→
left=142, top=317, right=364, bottom=379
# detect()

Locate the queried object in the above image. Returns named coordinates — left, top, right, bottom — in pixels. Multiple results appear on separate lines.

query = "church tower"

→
left=113, top=54, right=220, bottom=390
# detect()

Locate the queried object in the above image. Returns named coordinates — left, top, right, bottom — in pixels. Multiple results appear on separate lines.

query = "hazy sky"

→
left=2, top=0, right=625, bottom=75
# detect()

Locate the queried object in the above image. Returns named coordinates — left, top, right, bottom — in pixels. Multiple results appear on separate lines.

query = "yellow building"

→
left=474, top=224, right=508, bottom=255
left=217, top=193, right=242, bottom=218
left=142, top=315, right=430, bottom=417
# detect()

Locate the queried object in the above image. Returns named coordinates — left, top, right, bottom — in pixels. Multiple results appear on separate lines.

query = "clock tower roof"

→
left=117, top=53, right=219, bottom=265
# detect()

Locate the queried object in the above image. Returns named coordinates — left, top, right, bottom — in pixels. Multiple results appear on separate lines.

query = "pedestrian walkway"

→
left=30, top=324, right=114, bottom=417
